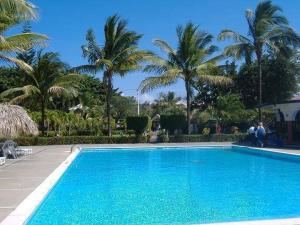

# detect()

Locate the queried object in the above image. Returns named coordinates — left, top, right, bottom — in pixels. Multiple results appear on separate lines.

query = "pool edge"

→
left=0, top=149, right=80, bottom=225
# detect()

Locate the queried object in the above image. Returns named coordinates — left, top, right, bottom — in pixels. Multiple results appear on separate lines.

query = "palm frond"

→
left=71, top=64, right=98, bottom=74
left=0, top=0, right=37, bottom=21
left=153, top=39, right=175, bottom=54
left=3, top=33, right=48, bottom=51
left=218, top=29, right=251, bottom=43
left=139, top=75, right=178, bottom=93
left=0, top=54, right=33, bottom=72
left=198, top=75, right=233, bottom=86
left=223, top=43, right=254, bottom=63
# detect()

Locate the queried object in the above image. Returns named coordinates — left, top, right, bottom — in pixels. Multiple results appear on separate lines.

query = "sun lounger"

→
left=16, top=148, right=32, bottom=155
left=0, top=157, right=5, bottom=165
left=1, top=140, right=32, bottom=159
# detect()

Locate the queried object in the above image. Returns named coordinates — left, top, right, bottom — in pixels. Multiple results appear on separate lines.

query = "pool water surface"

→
left=26, top=146, right=300, bottom=225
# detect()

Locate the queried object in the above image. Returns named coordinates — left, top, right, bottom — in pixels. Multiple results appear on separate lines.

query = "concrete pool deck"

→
left=1, top=142, right=300, bottom=225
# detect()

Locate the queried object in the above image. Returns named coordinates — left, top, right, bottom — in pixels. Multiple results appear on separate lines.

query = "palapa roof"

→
left=0, top=104, right=39, bottom=138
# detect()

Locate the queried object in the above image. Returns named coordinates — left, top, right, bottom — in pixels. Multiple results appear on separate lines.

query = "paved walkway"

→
left=0, top=143, right=300, bottom=223
left=0, top=145, right=71, bottom=221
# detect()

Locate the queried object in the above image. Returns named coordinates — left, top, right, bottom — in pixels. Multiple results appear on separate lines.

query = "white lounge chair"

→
left=1, top=140, right=32, bottom=159
left=0, top=157, right=5, bottom=166
left=16, top=147, right=32, bottom=156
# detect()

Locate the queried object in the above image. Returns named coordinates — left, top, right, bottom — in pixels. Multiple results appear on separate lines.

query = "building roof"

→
left=261, top=96, right=300, bottom=108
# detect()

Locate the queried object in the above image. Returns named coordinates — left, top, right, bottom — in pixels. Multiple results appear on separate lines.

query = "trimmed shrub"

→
left=158, top=134, right=169, bottom=143
left=160, top=115, right=186, bottom=134
left=0, top=135, right=148, bottom=146
left=168, top=133, right=247, bottom=143
left=126, top=116, right=151, bottom=134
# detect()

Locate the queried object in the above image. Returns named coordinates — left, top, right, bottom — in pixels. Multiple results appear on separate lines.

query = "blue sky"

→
left=28, top=0, right=300, bottom=102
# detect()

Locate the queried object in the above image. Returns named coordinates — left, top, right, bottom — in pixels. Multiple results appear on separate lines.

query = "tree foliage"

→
left=126, top=116, right=151, bottom=134
left=237, top=54, right=299, bottom=108
left=141, top=22, right=231, bottom=134
left=73, top=14, right=151, bottom=136
left=0, top=51, right=82, bottom=134
left=219, top=0, right=300, bottom=119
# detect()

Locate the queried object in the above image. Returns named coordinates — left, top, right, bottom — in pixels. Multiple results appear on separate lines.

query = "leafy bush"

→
left=202, top=127, right=211, bottom=135
left=126, top=116, right=151, bottom=134
left=169, top=133, right=247, bottom=143
left=160, top=115, right=186, bottom=134
left=0, top=135, right=148, bottom=146
left=157, top=130, right=169, bottom=143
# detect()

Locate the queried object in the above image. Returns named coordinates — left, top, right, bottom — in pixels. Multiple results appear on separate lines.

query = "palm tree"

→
left=140, top=23, right=231, bottom=134
left=156, top=92, right=181, bottom=106
left=73, top=15, right=151, bottom=136
left=0, top=52, right=82, bottom=135
left=0, top=0, right=47, bottom=71
left=218, top=0, right=300, bottom=120
left=0, top=0, right=37, bottom=21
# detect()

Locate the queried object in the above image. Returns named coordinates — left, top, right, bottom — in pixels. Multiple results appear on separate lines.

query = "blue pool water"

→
left=27, top=146, right=300, bottom=225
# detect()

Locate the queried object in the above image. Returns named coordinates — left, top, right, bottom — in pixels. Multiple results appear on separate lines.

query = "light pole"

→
left=122, top=88, right=140, bottom=116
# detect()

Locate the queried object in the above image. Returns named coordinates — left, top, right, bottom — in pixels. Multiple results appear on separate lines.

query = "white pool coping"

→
left=0, top=148, right=80, bottom=225
left=2, top=144, right=300, bottom=225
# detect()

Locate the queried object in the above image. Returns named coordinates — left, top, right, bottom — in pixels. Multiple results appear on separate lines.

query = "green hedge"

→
left=0, top=135, right=148, bottom=146
left=126, top=116, right=151, bottom=134
left=168, top=133, right=247, bottom=143
left=160, top=115, right=186, bottom=134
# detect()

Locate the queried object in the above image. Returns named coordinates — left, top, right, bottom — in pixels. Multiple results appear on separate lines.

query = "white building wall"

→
left=270, top=102, right=300, bottom=121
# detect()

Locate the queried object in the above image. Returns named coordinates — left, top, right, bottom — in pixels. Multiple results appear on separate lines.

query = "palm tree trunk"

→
left=257, top=54, right=262, bottom=121
left=106, top=74, right=112, bottom=137
left=185, top=81, right=191, bottom=134
left=41, top=99, right=45, bottom=136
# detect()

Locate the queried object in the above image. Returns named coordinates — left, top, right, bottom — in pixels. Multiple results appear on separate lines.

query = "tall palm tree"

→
left=0, top=0, right=47, bottom=71
left=140, top=23, right=231, bottom=134
left=73, top=14, right=151, bottom=136
left=218, top=0, right=300, bottom=120
left=0, top=52, right=82, bottom=135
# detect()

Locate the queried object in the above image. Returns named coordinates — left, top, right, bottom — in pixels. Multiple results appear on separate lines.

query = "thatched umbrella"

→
left=0, top=104, right=39, bottom=138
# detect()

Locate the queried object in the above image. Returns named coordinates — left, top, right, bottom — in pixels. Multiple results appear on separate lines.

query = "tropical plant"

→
left=0, top=0, right=47, bottom=70
left=192, top=61, right=237, bottom=110
left=206, top=94, right=256, bottom=128
left=218, top=0, right=300, bottom=120
left=155, top=92, right=181, bottom=106
left=0, top=52, right=82, bottom=135
left=236, top=54, right=299, bottom=108
left=152, top=92, right=185, bottom=116
left=73, top=14, right=151, bottom=136
left=140, top=23, right=231, bottom=134
left=0, top=0, right=37, bottom=21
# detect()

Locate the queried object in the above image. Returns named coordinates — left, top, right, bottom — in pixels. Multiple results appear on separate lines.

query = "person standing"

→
left=257, top=122, right=266, bottom=147
left=248, top=125, right=256, bottom=146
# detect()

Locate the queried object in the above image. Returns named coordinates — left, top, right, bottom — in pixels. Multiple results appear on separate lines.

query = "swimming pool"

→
left=26, top=146, right=300, bottom=225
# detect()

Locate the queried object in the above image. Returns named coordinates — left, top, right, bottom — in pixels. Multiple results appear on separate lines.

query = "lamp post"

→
left=122, top=88, right=140, bottom=116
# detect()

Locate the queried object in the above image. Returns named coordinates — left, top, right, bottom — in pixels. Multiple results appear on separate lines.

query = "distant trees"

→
left=0, top=52, right=82, bottom=134
left=236, top=54, right=299, bottom=108
left=152, top=92, right=185, bottom=116
left=218, top=0, right=300, bottom=120
left=1, top=1, right=300, bottom=137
